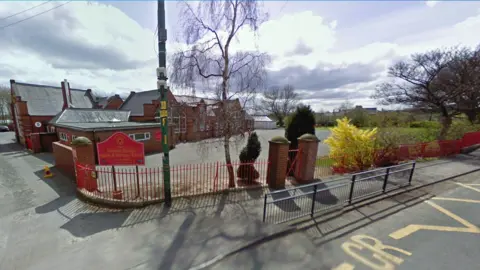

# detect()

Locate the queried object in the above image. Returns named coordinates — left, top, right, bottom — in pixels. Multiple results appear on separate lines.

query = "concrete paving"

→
left=205, top=166, right=480, bottom=270
left=1, top=131, right=480, bottom=270
left=0, top=133, right=286, bottom=270
left=146, top=129, right=331, bottom=166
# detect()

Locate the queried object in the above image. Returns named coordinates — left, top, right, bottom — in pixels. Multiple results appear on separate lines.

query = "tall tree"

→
left=440, top=46, right=480, bottom=123
left=260, top=84, right=298, bottom=127
left=171, top=0, right=270, bottom=187
left=0, top=86, right=11, bottom=124
left=372, top=48, right=463, bottom=139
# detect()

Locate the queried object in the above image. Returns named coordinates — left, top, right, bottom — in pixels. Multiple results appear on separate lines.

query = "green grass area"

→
left=316, top=156, right=334, bottom=167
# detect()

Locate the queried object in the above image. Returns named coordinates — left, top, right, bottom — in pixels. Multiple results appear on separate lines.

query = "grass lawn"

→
left=316, top=156, right=334, bottom=167
left=315, top=126, right=331, bottom=131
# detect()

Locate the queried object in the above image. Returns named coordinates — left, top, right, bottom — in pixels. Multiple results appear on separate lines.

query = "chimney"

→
left=60, top=80, right=68, bottom=110
left=65, top=79, right=72, bottom=105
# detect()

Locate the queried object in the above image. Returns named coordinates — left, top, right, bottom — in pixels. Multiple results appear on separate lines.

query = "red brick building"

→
left=119, top=89, right=253, bottom=142
left=10, top=79, right=99, bottom=147
left=49, top=108, right=175, bottom=155
left=93, top=94, right=124, bottom=109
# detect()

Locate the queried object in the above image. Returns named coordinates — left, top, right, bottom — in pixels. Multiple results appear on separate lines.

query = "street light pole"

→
left=157, top=0, right=172, bottom=207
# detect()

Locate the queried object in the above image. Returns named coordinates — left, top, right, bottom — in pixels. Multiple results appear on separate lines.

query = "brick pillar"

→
left=30, top=133, right=42, bottom=153
left=72, top=139, right=98, bottom=192
left=267, top=138, right=290, bottom=189
left=295, top=135, right=320, bottom=183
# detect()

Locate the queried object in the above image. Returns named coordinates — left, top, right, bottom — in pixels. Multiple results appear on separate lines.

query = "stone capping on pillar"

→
left=267, top=136, right=290, bottom=190
left=295, top=133, right=320, bottom=183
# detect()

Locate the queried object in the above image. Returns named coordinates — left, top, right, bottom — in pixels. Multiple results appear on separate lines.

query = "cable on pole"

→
left=0, top=1, right=72, bottom=30
left=0, top=1, right=53, bottom=22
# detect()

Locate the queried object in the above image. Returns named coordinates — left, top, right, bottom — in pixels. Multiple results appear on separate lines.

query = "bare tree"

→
left=0, top=85, right=11, bottom=124
left=372, top=48, right=464, bottom=139
left=259, top=84, right=298, bottom=126
left=171, top=0, right=270, bottom=187
left=441, top=46, right=480, bottom=123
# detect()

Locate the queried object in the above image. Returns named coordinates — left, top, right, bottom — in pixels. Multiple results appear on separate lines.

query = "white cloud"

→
left=1, top=1, right=480, bottom=111
left=426, top=1, right=439, bottom=8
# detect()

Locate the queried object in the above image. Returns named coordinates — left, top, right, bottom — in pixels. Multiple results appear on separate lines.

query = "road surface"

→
left=206, top=171, right=480, bottom=270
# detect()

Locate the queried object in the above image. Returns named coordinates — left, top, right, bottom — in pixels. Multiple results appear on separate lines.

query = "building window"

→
left=48, top=126, right=56, bottom=133
left=129, top=132, right=151, bottom=141
left=59, top=132, right=68, bottom=141
left=71, top=135, right=77, bottom=141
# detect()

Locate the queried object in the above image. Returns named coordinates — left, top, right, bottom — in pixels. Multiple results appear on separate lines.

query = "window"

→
left=129, top=132, right=151, bottom=141
left=48, top=126, right=56, bottom=133
left=71, top=135, right=77, bottom=141
left=59, top=132, right=68, bottom=141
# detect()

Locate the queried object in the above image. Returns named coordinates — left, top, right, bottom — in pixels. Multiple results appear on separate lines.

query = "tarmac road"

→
left=206, top=171, right=480, bottom=270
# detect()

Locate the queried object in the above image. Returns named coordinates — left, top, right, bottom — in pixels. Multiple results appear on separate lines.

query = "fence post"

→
left=112, top=165, right=118, bottom=191
left=382, top=168, right=390, bottom=192
left=408, top=162, right=416, bottom=185
left=348, top=175, right=357, bottom=204
left=310, top=184, right=317, bottom=217
left=263, top=194, right=268, bottom=222
left=135, top=165, right=140, bottom=198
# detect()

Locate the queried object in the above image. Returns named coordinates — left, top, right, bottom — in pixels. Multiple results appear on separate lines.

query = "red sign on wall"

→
left=155, top=131, right=162, bottom=142
left=97, top=132, right=145, bottom=165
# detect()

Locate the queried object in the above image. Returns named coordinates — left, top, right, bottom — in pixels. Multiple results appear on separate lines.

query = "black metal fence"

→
left=263, top=161, right=416, bottom=224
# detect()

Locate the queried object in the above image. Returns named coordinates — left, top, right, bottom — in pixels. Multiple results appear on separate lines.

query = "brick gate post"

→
left=71, top=137, right=97, bottom=192
left=267, top=137, right=290, bottom=189
left=295, top=134, right=320, bottom=183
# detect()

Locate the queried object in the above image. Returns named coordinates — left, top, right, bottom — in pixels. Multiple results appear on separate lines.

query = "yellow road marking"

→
left=389, top=201, right=480, bottom=240
left=456, top=183, right=480, bottom=193
left=332, top=262, right=355, bottom=270
left=431, top=197, right=480, bottom=204
left=341, top=235, right=411, bottom=270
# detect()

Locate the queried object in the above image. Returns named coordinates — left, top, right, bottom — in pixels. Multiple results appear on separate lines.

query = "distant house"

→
left=253, top=115, right=276, bottom=129
left=120, top=89, right=253, bottom=142
left=10, top=79, right=97, bottom=147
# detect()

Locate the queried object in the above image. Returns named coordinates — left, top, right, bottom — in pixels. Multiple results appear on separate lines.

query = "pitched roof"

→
left=175, top=95, right=219, bottom=105
left=12, top=81, right=94, bottom=116
left=50, top=108, right=131, bottom=124
left=120, top=89, right=160, bottom=116
left=120, top=89, right=243, bottom=117
left=252, top=115, right=273, bottom=122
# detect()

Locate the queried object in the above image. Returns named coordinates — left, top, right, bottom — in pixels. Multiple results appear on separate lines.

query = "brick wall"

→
left=53, top=141, right=75, bottom=178
left=11, top=96, right=54, bottom=146
left=55, top=126, right=176, bottom=155
left=104, top=95, right=123, bottom=110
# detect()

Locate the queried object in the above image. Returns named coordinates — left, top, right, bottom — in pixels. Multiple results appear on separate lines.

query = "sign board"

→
left=34, top=122, right=42, bottom=128
left=97, top=132, right=145, bottom=165
left=155, top=131, right=162, bottom=142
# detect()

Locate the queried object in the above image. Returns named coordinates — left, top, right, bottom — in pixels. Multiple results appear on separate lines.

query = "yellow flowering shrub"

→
left=324, top=117, right=377, bottom=171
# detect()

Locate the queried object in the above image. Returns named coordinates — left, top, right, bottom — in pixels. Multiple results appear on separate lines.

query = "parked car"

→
left=0, top=126, right=9, bottom=132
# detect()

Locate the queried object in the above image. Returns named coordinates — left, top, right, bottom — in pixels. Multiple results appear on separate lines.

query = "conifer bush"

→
left=237, top=132, right=262, bottom=181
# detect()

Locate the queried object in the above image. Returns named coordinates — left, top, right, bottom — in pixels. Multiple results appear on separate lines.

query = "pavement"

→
left=1, top=131, right=480, bottom=270
left=204, top=160, right=480, bottom=270
left=146, top=129, right=331, bottom=166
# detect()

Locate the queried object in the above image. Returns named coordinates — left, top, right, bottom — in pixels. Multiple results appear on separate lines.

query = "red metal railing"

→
left=76, top=159, right=270, bottom=202
left=314, top=134, right=477, bottom=177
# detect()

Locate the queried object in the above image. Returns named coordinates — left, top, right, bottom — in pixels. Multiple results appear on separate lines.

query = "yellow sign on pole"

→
left=161, top=101, right=167, bottom=110
left=160, top=110, right=168, bottom=117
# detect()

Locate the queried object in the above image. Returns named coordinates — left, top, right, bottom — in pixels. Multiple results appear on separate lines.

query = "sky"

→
left=1, top=1, right=480, bottom=112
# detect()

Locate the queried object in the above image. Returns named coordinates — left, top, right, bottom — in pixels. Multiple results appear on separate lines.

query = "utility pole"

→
left=157, top=0, right=172, bottom=207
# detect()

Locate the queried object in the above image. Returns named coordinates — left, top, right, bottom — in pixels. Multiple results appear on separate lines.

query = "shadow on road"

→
left=305, top=188, right=435, bottom=247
